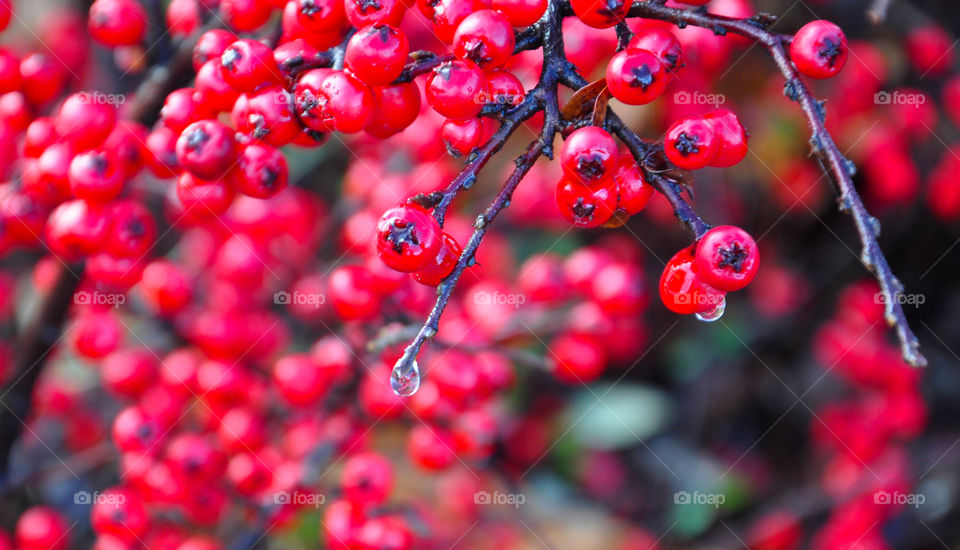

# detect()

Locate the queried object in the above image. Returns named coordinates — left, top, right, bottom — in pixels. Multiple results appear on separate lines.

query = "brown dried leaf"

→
left=561, top=78, right=608, bottom=122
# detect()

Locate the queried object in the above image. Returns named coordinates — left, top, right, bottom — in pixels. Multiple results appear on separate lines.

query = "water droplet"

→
left=390, top=358, right=420, bottom=396
left=695, top=296, right=726, bottom=323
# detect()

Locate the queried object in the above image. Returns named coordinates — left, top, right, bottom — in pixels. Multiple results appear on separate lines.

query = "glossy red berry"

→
left=160, top=88, right=215, bottom=133
left=235, top=143, right=289, bottom=198
left=790, top=20, right=847, bottom=79
left=453, top=9, right=516, bottom=68
left=294, top=68, right=375, bottom=133
left=193, top=29, right=237, bottom=71
left=342, top=452, right=394, bottom=505
left=417, top=0, right=489, bottom=43
left=629, top=27, right=683, bottom=73
left=664, top=116, right=719, bottom=170
left=232, top=85, right=301, bottom=146
left=344, top=0, right=405, bottom=28
left=19, top=53, right=67, bottom=105
left=485, top=69, right=525, bottom=106
left=0, top=48, right=21, bottom=93
left=426, top=59, right=488, bottom=119
left=695, top=225, right=759, bottom=291
left=166, top=0, right=201, bottom=38
left=220, top=39, right=281, bottom=92
left=105, top=200, right=156, bottom=258
left=555, top=176, right=617, bottom=228
left=659, top=245, right=725, bottom=314
left=570, top=0, right=628, bottom=29
left=328, top=265, right=382, bottom=320
left=296, top=0, right=346, bottom=33
left=139, top=260, right=193, bottom=315
left=702, top=108, right=748, bottom=167
left=91, top=487, right=150, bottom=541
left=613, top=157, right=654, bottom=215
left=492, top=0, right=546, bottom=27
left=365, top=81, right=421, bottom=137
left=376, top=204, right=442, bottom=272
left=220, top=0, right=273, bottom=31
left=441, top=117, right=484, bottom=156
left=145, top=126, right=181, bottom=178
left=175, top=119, right=238, bottom=180
left=273, top=353, right=331, bottom=406
left=23, top=117, right=57, bottom=157
left=69, top=149, right=125, bottom=202
left=345, top=24, right=409, bottom=86
left=15, top=507, right=69, bottom=550
left=605, top=48, right=667, bottom=105
left=88, top=0, right=148, bottom=46
left=413, top=233, right=461, bottom=286
left=560, top=126, right=619, bottom=186
left=408, top=424, right=457, bottom=470
left=56, top=93, right=117, bottom=150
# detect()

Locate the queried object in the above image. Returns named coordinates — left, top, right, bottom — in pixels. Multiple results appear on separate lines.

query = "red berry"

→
left=905, top=25, right=954, bottom=76
left=664, top=116, right=719, bottom=170
left=605, top=48, right=667, bottom=105
left=695, top=225, right=759, bottom=291
left=88, top=0, right=148, bottom=46
left=342, top=452, right=394, bottom=505
left=376, top=204, right=442, bottom=272
left=20, top=53, right=67, bottom=105
left=145, top=126, right=181, bottom=178
left=294, top=68, right=375, bottom=133
left=196, top=59, right=241, bottom=112
left=485, top=69, right=524, bottom=106
left=234, top=143, right=289, bottom=198
left=355, top=517, right=413, bottom=550
left=570, top=0, right=628, bottom=28
left=232, top=85, right=301, bottom=146
left=175, top=119, right=238, bottom=180
left=56, top=93, right=117, bottom=150
left=453, top=9, right=516, bottom=68
left=0, top=48, right=21, bottom=93
left=492, top=0, right=546, bottom=27
left=91, top=487, right=151, bottom=541
left=365, top=81, right=421, bottom=137
left=441, top=117, right=484, bottom=156
left=220, top=39, right=281, bottom=92
left=613, top=157, right=653, bottom=215
left=345, top=24, right=409, bottom=86
left=24, top=117, right=57, bottom=157
left=344, top=0, right=405, bottom=28
left=139, top=260, right=193, bottom=315
left=166, top=0, right=201, bottom=38
left=555, top=176, right=617, bottom=227
left=328, top=265, right=381, bottom=320
left=790, top=20, right=847, bottom=79
left=296, top=0, right=346, bottom=33
left=629, top=27, right=683, bottom=73
left=659, top=245, right=725, bottom=314
left=551, top=332, right=607, bottom=384
left=69, top=149, right=125, bottom=202
left=105, top=200, right=156, bottom=258
left=23, top=143, right=72, bottom=205
left=408, top=424, right=457, bottom=470
left=702, top=108, right=748, bottom=167
left=220, top=0, right=273, bottom=31
left=413, top=233, right=461, bottom=286
left=160, top=88, right=215, bottom=133
left=193, top=29, right=237, bottom=71
left=0, top=91, right=31, bottom=132
left=417, top=0, right=490, bottom=43
left=46, top=199, right=112, bottom=259
left=176, top=172, right=236, bottom=216
left=15, top=507, right=69, bottom=550
left=273, top=353, right=331, bottom=406
left=559, top=126, right=619, bottom=186
left=426, top=60, right=488, bottom=119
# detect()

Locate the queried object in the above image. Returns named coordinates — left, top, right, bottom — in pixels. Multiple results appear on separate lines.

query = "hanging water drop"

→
left=390, top=358, right=421, bottom=396
left=695, top=296, right=726, bottom=322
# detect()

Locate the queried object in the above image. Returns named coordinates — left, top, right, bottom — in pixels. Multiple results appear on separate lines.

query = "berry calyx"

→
left=376, top=204, right=443, bottom=272
left=695, top=225, right=759, bottom=291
